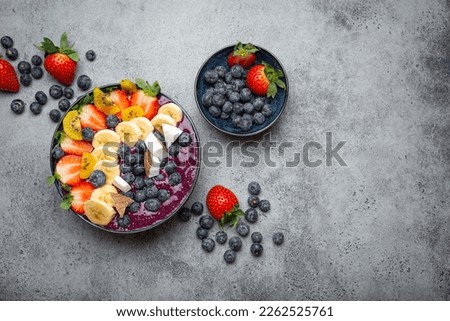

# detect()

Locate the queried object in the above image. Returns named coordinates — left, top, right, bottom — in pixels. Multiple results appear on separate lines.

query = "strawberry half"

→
left=79, top=104, right=107, bottom=131
left=70, top=181, right=95, bottom=214
left=0, top=55, right=19, bottom=93
left=227, top=42, right=259, bottom=69
left=110, top=89, right=130, bottom=118
left=55, top=155, right=82, bottom=186
left=36, top=32, right=79, bottom=86
left=206, top=185, right=244, bottom=227
left=60, top=135, right=93, bottom=156
left=246, top=62, right=286, bottom=98
left=130, top=78, right=160, bottom=120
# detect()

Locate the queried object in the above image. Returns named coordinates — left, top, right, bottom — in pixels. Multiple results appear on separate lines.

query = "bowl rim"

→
left=49, top=83, right=202, bottom=234
left=194, top=44, right=289, bottom=137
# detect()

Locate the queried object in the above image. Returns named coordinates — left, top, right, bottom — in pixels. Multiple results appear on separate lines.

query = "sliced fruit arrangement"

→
left=49, top=79, right=196, bottom=230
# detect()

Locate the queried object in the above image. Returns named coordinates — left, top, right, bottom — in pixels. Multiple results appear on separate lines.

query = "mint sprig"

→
left=60, top=193, right=73, bottom=210
left=135, top=78, right=161, bottom=97
left=47, top=173, right=61, bottom=186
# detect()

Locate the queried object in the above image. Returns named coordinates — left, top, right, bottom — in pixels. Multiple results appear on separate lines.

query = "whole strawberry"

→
left=227, top=42, right=259, bottom=69
left=246, top=62, right=286, bottom=98
left=36, top=32, right=79, bottom=86
left=0, top=55, right=19, bottom=93
left=206, top=185, right=244, bottom=226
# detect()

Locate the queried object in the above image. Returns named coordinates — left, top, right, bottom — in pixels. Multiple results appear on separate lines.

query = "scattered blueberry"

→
left=164, top=161, right=177, bottom=174
left=29, top=102, right=42, bottom=115
left=208, top=106, right=221, bottom=118
left=122, top=191, right=134, bottom=199
left=49, top=109, right=61, bottom=122
left=106, top=114, right=120, bottom=128
left=122, top=172, right=135, bottom=184
left=144, top=198, right=161, bottom=212
left=229, top=236, right=242, bottom=251
left=253, top=112, right=265, bottom=125
left=202, top=238, right=215, bottom=252
left=236, top=222, right=250, bottom=237
left=178, top=207, right=191, bottom=222
left=10, top=99, right=25, bottom=114
left=168, top=172, right=182, bottom=186
left=154, top=173, right=165, bottom=181
left=244, top=208, right=258, bottom=223
left=117, top=214, right=131, bottom=228
left=144, top=185, right=159, bottom=199
left=196, top=227, right=208, bottom=240
left=33, top=91, right=47, bottom=106
left=1, top=36, right=13, bottom=49
left=5, top=48, right=18, bottom=60
left=127, top=202, right=140, bottom=213
left=31, top=55, right=42, bottom=66
left=51, top=146, right=64, bottom=160
left=261, top=104, right=273, bottom=117
left=168, top=143, right=180, bottom=157
left=253, top=97, right=266, bottom=111
left=153, top=130, right=166, bottom=145
left=134, top=176, right=145, bottom=189
left=204, top=70, right=219, bottom=84
left=248, top=182, right=261, bottom=195
left=77, top=75, right=91, bottom=91
left=230, top=65, right=244, bottom=78
left=157, top=189, right=170, bottom=202
left=63, top=87, right=74, bottom=99
left=250, top=243, right=263, bottom=257
left=273, top=232, right=284, bottom=245
left=191, top=202, right=203, bottom=215
left=49, top=85, right=63, bottom=99
left=58, top=98, right=71, bottom=112
left=199, top=215, right=214, bottom=229
left=18, top=61, right=31, bottom=74
left=85, top=50, right=96, bottom=61
left=30, top=66, right=43, bottom=79
left=20, top=74, right=32, bottom=86
left=89, top=170, right=106, bottom=188
left=224, top=249, right=236, bottom=263
left=143, top=177, right=154, bottom=187
left=251, top=232, right=263, bottom=243
left=134, top=190, right=147, bottom=203
left=248, top=195, right=260, bottom=208
left=259, top=200, right=271, bottom=212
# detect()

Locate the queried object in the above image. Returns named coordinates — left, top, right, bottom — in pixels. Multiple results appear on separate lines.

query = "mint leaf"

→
left=135, top=78, right=147, bottom=89
left=60, top=199, right=71, bottom=210
left=47, top=175, right=56, bottom=185
left=267, top=83, right=277, bottom=98
left=135, top=78, right=160, bottom=97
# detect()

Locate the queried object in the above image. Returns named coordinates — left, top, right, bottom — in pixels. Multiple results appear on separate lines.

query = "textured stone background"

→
left=0, top=0, right=449, bottom=300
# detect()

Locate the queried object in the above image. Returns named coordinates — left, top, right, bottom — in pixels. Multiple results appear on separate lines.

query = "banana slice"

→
left=115, top=121, right=142, bottom=147
left=91, top=145, right=118, bottom=162
left=130, top=117, right=154, bottom=140
left=84, top=200, right=116, bottom=226
left=158, top=103, right=183, bottom=123
left=92, top=129, right=121, bottom=149
left=90, top=185, right=118, bottom=207
left=94, top=159, right=120, bottom=185
left=151, top=114, right=177, bottom=133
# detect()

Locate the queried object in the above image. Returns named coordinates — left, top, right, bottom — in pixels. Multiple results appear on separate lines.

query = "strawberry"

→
left=130, top=78, right=160, bottom=120
left=206, top=185, right=244, bottom=226
left=79, top=104, right=107, bottom=131
left=36, top=32, right=79, bottom=86
left=246, top=62, right=286, bottom=98
left=60, top=135, right=93, bottom=156
left=55, top=155, right=82, bottom=186
left=227, top=42, right=259, bottom=69
left=69, top=181, right=95, bottom=214
left=0, top=55, right=19, bottom=92
left=110, top=89, right=130, bottom=118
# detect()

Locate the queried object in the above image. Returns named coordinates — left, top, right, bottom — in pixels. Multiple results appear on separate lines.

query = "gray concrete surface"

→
left=1, top=0, right=449, bottom=300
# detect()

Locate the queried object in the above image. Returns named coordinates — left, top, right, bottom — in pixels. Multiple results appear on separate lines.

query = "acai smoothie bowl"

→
left=48, top=79, right=201, bottom=233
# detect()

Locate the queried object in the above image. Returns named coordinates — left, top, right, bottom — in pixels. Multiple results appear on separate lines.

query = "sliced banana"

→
left=112, top=176, right=131, bottom=193
left=91, top=145, right=118, bottom=162
left=151, top=114, right=177, bottom=133
left=115, top=121, right=142, bottom=146
left=84, top=200, right=116, bottom=226
left=90, top=185, right=118, bottom=207
left=92, top=129, right=121, bottom=149
left=130, top=117, right=154, bottom=140
left=94, top=159, right=120, bottom=185
left=158, top=103, right=183, bottom=123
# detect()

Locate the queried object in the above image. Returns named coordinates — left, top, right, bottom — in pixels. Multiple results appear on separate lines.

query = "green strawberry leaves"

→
left=233, top=42, right=259, bottom=57
left=36, top=32, right=79, bottom=62
left=135, top=78, right=161, bottom=97
left=262, top=61, right=286, bottom=98
left=219, top=204, right=244, bottom=228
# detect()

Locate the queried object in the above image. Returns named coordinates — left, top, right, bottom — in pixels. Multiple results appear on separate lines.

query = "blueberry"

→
left=273, top=232, right=284, bottom=245
left=243, top=102, right=254, bottom=114
left=232, top=115, right=242, bottom=128
left=240, top=88, right=253, bottom=102
left=220, top=112, right=231, bottom=120
left=29, top=102, right=42, bottom=115
left=124, top=154, right=137, bottom=166
left=132, top=165, right=145, bottom=176
left=230, top=65, right=244, bottom=78
left=224, top=249, right=236, bottom=263
left=79, top=127, right=93, bottom=142
left=164, top=161, right=177, bottom=174
left=208, top=106, right=221, bottom=118
left=201, top=92, right=213, bottom=107
left=133, top=176, right=145, bottom=189
left=122, top=172, right=135, bottom=184
left=242, top=113, right=253, bottom=122
left=202, top=238, right=215, bottom=252
left=239, top=118, right=252, bottom=131
left=134, top=190, right=147, bottom=203
left=31, top=55, right=42, bottom=66
left=261, top=104, right=273, bottom=117
left=89, top=170, right=106, bottom=188
left=117, top=144, right=131, bottom=159
left=135, top=140, right=147, bottom=153
left=85, top=50, right=96, bottom=61
left=253, top=112, right=265, bottom=125
left=49, top=85, right=63, bottom=99
left=30, top=66, right=43, bottom=79
left=236, top=222, right=250, bottom=237
left=259, top=199, right=271, bottom=212
left=228, top=91, right=240, bottom=103
left=5, top=48, right=18, bottom=60
left=190, top=202, right=203, bottom=215
left=196, top=227, right=208, bottom=240
left=251, top=232, right=263, bottom=243
left=204, top=70, right=219, bottom=84
left=224, top=72, right=233, bottom=84
left=127, top=202, right=141, bottom=213
left=143, top=177, right=154, bottom=187
left=199, top=215, right=214, bottom=229
left=77, top=75, right=91, bottom=91
left=144, top=185, right=159, bottom=199
left=229, top=236, right=242, bottom=251
left=178, top=207, right=191, bottom=222
left=20, top=74, right=32, bottom=86
left=178, top=132, right=191, bottom=147
left=214, top=82, right=227, bottom=95
left=57, top=98, right=70, bottom=112
left=18, top=61, right=31, bottom=74
left=215, top=231, right=228, bottom=244
left=215, top=66, right=227, bottom=78
left=248, top=182, right=261, bottom=195
left=233, top=102, right=244, bottom=115
left=212, top=94, right=226, bottom=107
left=49, top=109, right=61, bottom=122
left=120, top=163, right=132, bottom=173
left=250, top=243, right=263, bottom=257
left=159, top=157, right=168, bottom=168
left=63, top=87, right=74, bottom=99
left=168, top=143, right=180, bottom=156
left=144, top=198, right=161, bottom=212
left=248, top=195, right=260, bottom=208
left=252, top=97, right=264, bottom=110
left=157, top=189, right=170, bottom=202
left=10, top=99, right=25, bottom=114
left=121, top=191, right=134, bottom=199
left=221, top=101, right=232, bottom=114
left=231, top=79, right=245, bottom=92
left=245, top=208, right=258, bottom=223
left=154, top=173, right=164, bottom=181
left=51, top=146, right=64, bottom=160
left=1, top=36, right=13, bottom=49
left=117, top=214, right=131, bottom=228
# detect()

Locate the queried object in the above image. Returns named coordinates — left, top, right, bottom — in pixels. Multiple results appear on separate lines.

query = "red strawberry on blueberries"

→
left=206, top=185, right=244, bottom=226
left=0, top=55, right=19, bottom=93
left=227, top=42, right=259, bottom=69
left=130, top=78, right=160, bottom=120
left=246, top=62, right=286, bottom=98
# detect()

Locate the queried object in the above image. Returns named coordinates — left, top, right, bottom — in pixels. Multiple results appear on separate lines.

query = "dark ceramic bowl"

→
left=49, top=84, right=201, bottom=234
left=195, top=45, right=289, bottom=136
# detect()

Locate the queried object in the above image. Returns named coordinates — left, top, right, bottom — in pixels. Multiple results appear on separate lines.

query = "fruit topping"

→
left=80, top=152, right=96, bottom=179
left=81, top=127, right=95, bottom=142
left=83, top=199, right=115, bottom=226
left=151, top=114, right=176, bottom=133
left=55, top=155, right=82, bottom=186
left=90, top=185, right=117, bottom=207
left=79, top=104, right=107, bottom=131
left=93, top=160, right=119, bottom=185
left=115, top=121, right=141, bottom=146
left=158, top=103, right=183, bottom=123
left=111, top=193, right=134, bottom=218
left=60, top=135, right=93, bottom=156
left=120, top=79, right=137, bottom=93
left=63, top=110, right=83, bottom=140
left=92, top=129, right=121, bottom=148
left=122, top=105, right=144, bottom=121
left=130, top=78, right=160, bottom=119
left=130, top=117, right=154, bottom=140
left=69, top=181, right=95, bottom=214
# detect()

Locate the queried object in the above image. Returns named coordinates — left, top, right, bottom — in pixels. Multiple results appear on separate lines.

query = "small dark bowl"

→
left=49, top=84, right=201, bottom=234
left=194, top=45, right=289, bottom=136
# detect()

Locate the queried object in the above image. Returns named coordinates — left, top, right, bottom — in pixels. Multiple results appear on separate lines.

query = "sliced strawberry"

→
left=110, top=89, right=130, bottom=118
left=70, top=181, right=95, bottom=214
left=79, top=104, right=107, bottom=131
left=55, top=155, right=82, bottom=186
left=130, top=90, right=160, bottom=120
left=60, top=136, right=93, bottom=156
